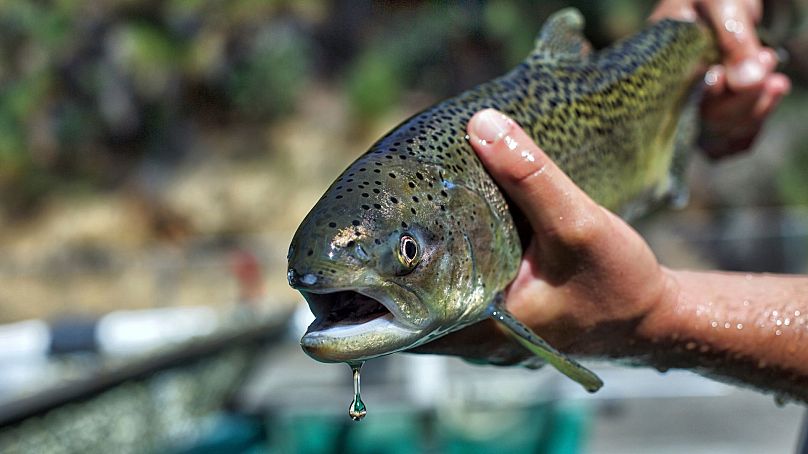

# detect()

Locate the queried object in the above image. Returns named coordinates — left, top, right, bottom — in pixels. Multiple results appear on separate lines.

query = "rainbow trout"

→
left=287, top=8, right=714, bottom=392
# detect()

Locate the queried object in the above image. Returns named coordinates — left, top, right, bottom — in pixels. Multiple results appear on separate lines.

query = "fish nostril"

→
left=288, top=268, right=318, bottom=287
left=355, top=244, right=370, bottom=262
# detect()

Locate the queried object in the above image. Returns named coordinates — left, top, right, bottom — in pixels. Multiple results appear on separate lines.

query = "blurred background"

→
left=0, top=0, right=807, bottom=452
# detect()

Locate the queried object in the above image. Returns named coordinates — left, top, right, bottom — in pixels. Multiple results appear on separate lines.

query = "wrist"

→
left=635, top=266, right=684, bottom=345
left=587, top=266, right=684, bottom=361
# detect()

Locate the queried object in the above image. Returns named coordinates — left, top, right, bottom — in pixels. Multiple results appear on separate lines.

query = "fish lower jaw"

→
left=300, top=314, right=425, bottom=362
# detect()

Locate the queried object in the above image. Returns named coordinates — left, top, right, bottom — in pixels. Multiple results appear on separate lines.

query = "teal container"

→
left=262, top=401, right=591, bottom=454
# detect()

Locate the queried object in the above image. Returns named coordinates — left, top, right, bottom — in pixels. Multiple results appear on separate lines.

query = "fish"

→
left=286, top=8, right=715, bottom=393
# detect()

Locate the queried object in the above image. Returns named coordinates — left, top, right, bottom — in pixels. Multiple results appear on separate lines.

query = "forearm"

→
left=632, top=268, right=808, bottom=402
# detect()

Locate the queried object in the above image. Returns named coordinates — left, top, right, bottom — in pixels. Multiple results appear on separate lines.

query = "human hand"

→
left=412, top=110, right=675, bottom=364
left=650, top=0, right=790, bottom=158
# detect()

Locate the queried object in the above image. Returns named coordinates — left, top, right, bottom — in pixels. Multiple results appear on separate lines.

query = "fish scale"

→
left=287, top=8, right=715, bottom=392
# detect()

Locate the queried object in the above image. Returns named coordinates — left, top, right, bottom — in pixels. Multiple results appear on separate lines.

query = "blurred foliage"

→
left=777, top=89, right=808, bottom=205
left=0, top=0, right=806, bottom=217
left=0, top=0, right=318, bottom=214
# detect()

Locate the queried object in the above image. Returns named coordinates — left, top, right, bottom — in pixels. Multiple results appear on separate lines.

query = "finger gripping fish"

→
left=287, top=8, right=714, bottom=392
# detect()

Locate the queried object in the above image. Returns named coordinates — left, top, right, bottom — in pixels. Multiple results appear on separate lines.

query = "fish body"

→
left=287, top=9, right=714, bottom=391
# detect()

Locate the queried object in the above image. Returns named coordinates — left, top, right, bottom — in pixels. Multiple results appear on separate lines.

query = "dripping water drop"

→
left=348, top=362, right=367, bottom=421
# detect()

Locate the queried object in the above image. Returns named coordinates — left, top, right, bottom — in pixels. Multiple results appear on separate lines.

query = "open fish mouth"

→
left=299, top=288, right=425, bottom=362
left=305, top=290, right=392, bottom=331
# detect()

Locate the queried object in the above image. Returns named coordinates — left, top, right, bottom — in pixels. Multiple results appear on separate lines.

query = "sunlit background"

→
left=1, top=0, right=807, bottom=452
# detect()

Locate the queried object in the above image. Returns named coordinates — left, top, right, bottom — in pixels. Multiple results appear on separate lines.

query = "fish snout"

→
left=287, top=268, right=319, bottom=289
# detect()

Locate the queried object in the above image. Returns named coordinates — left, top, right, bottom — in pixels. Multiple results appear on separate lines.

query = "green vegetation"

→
left=0, top=0, right=805, bottom=217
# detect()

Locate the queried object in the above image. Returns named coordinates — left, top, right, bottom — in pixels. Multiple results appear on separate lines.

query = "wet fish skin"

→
left=287, top=9, right=714, bottom=388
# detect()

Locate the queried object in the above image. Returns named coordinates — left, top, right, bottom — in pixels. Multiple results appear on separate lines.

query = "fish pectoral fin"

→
left=490, top=298, right=603, bottom=393
left=534, top=8, right=592, bottom=61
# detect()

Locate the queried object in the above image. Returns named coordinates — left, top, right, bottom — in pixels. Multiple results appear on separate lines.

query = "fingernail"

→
left=473, top=109, right=512, bottom=145
left=728, top=57, right=764, bottom=87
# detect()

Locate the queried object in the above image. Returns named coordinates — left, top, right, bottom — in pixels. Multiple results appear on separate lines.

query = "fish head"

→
left=288, top=160, right=477, bottom=362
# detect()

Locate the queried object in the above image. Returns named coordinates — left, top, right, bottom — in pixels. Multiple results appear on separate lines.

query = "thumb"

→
left=467, top=109, right=603, bottom=246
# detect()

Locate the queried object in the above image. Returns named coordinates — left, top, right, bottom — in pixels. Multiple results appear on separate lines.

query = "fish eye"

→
left=398, top=234, right=420, bottom=268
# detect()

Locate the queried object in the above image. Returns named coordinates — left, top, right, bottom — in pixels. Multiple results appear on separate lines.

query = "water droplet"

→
left=776, top=319, right=783, bottom=326
left=784, top=318, right=791, bottom=326
left=710, top=321, right=719, bottom=328
left=723, top=17, right=744, bottom=35
left=724, top=322, right=731, bottom=329
left=742, top=300, right=750, bottom=307
left=704, top=68, right=719, bottom=85
left=505, top=135, right=518, bottom=151
left=348, top=362, right=367, bottom=421
left=736, top=323, right=743, bottom=330
left=775, top=329, right=783, bottom=336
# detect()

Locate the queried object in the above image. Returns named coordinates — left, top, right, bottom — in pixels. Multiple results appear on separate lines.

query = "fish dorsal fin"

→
left=489, top=295, right=603, bottom=392
left=533, top=8, right=592, bottom=61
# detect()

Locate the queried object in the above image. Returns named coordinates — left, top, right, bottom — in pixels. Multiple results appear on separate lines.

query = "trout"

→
left=286, top=8, right=714, bottom=392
